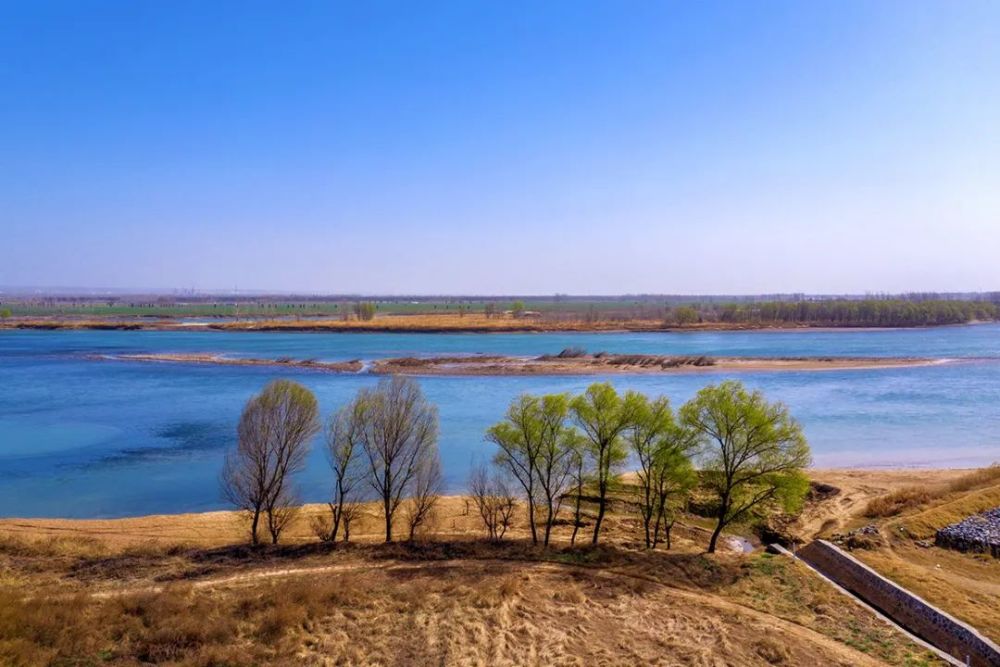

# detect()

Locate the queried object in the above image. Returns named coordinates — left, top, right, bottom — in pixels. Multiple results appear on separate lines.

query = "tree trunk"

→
left=527, top=496, right=538, bottom=545
left=570, top=495, right=581, bottom=546
left=331, top=505, right=342, bottom=543
left=250, top=509, right=261, bottom=545
left=591, top=492, right=606, bottom=546
left=707, top=519, right=725, bottom=553
left=707, top=496, right=729, bottom=554
left=384, top=495, right=393, bottom=543
left=543, top=503, right=553, bottom=547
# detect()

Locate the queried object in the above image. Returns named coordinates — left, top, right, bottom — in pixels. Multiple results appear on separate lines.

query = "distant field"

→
left=3, top=295, right=997, bottom=330
left=0, top=299, right=662, bottom=319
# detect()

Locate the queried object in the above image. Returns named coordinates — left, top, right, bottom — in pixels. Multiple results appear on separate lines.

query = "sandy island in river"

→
left=97, top=351, right=943, bottom=375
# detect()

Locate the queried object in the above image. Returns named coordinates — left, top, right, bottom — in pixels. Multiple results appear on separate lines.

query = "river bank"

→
left=0, top=469, right=967, bottom=545
left=3, top=313, right=991, bottom=334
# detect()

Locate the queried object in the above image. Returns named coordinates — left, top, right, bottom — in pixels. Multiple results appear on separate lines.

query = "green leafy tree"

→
left=0, top=308, right=11, bottom=319
left=534, top=394, right=576, bottom=546
left=353, top=301, right=377, bottom=321
left=670, top=305, right=699, bottom=326
left=570, top=382, right=643, bottom=545
left=566, top=439, right=589, bottom=546
left=487, top=393, right=574, bottom=545
left=680, top=380, right=811, bottom=553
left=511, top=300, right=526, bottom=319
left=649, top=445, right=697, bottom=549
left=627, top=395, right=698, bottom=548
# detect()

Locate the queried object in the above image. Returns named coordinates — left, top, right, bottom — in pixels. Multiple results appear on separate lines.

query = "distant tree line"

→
left=665, top=299, right=998, bottom=327
left=221, top=377, right=811, bottom=554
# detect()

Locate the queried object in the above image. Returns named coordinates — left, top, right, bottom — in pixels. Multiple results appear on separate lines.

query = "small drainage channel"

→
left=768, top=542, right=975, bottom=667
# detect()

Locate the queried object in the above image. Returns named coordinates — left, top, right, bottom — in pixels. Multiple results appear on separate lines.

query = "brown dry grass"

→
left=0, top=541, right=941, bottom=667
left=863, top=465, right=1000, bottom=520
left=789, top=468, right=972, bottom=540
left=863, top=488, right=935, bottom=519
left=895, top=484, right=1000, bottom=539
left=0, top=482, right=949, bottom=667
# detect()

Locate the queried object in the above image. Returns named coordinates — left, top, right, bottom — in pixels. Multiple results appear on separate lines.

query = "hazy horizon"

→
left=3, top=2, right=999, bottom=294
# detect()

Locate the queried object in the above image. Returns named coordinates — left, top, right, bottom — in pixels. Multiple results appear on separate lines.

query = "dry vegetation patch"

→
left=0, top=533, right=945, bottom=666
left=828, top=466, right=1000, bottom=644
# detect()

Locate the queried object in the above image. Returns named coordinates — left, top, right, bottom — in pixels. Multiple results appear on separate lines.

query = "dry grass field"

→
left=0, top=479, right=953, bottom=667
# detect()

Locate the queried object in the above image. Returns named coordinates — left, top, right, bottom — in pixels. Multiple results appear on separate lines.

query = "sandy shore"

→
left=0, top=469, right=970, bottom=549
left=95, top=351, right=941, bottom=375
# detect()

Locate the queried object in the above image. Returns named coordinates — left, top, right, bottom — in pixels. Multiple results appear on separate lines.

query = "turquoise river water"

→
left=1, top=326, right=998, bottom=518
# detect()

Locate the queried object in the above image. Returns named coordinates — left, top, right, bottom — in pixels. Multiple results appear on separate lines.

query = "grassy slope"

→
left=0, top=491, right=944, bottom=666
left=842, top=467, right=1000, bottom=643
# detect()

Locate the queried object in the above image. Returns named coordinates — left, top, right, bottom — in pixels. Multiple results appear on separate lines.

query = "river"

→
left=1, top=326, right=998, bottom=517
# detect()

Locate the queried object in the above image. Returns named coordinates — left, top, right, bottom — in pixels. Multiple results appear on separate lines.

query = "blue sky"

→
left=2, top=1, right=998, bottom=294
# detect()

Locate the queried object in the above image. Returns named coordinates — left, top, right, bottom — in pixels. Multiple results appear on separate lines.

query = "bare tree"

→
left=468, top=463, right=517, bottom=542
left=265, top=486, right=301, bottom=545
left=405, top=448, right=443, bottom=540
left=221, top=380, right=320, bottom=545
left=355, top=376, right=439, bottom=542
left=321, top=400, right=369, bottom=542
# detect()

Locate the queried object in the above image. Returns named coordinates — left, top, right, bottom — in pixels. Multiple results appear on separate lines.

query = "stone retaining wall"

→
left=798, top=539, right=1000, bottom=667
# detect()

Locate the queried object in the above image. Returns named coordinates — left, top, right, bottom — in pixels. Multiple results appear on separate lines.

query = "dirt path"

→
left=794, top=469, right=969, bottom=539
left=84, top=556, right=890, bottom=666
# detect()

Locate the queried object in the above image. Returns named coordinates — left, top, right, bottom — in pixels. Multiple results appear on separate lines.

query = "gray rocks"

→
left=830, top=524, right=883, bottom=550
left=935, top=507, right=1000, bottom=558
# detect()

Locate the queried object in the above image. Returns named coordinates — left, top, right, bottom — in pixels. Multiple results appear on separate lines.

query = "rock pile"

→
left=935, top=507, right=1000, bottom=558
left=830, top=524, right=883, bottom=550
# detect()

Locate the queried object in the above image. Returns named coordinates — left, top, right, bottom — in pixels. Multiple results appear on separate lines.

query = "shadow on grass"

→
left=57, top=536, right=745, bottom=594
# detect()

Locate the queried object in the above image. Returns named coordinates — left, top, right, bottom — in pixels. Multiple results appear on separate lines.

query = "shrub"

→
left=863, top=487, right=932, bottom=518
left=947, top=464, right=1000, bottom=493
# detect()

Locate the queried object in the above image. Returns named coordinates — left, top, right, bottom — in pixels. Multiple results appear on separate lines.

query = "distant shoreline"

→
left=93, top=351, right=943, bottom=376
left=1, top=314, right=992, bottom=335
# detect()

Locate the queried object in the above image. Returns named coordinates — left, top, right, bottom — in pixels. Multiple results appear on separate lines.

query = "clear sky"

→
left=2, top=2, right=998, bottom=295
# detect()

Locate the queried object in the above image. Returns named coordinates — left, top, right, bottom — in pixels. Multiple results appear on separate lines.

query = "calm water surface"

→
left=1, top=327, right=998, bottom=518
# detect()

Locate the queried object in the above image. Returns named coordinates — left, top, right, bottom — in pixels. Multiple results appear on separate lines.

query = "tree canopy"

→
left=681, top=380, right=811, bottom=553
